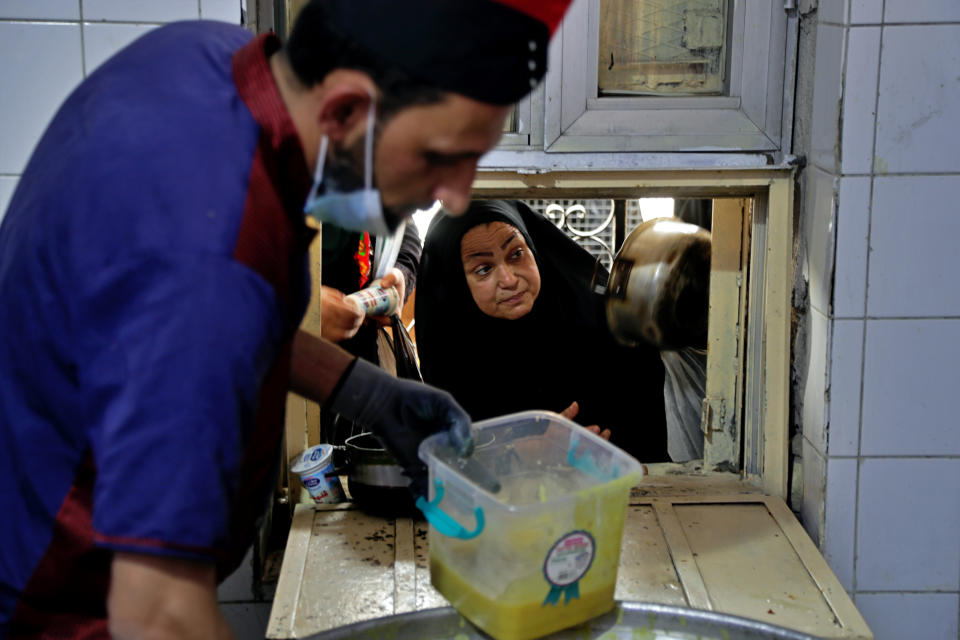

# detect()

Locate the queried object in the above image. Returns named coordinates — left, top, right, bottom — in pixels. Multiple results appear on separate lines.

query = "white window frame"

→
left=544, top=0, right=788, bottom=153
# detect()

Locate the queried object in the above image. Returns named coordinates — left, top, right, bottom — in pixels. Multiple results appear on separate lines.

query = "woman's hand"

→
left=559, top=401, right=611, bottom=441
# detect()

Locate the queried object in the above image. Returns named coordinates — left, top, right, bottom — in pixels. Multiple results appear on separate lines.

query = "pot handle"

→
left=326, top=445, right=349, bottom=473
left=415, top=479, right=484, bottom=540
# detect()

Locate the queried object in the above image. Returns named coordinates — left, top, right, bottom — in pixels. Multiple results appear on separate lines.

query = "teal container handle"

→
left=415, top=479, right=485, bottom=540
left=567, top=434, right=619, bottom=482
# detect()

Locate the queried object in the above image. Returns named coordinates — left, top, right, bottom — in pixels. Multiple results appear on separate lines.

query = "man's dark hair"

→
left=285, top=2, right=445, bottom=121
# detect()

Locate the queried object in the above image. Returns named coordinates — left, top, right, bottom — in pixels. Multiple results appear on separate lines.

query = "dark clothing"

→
left=306, top=0, right=556, bottom=105
left=0, top=23, right=315, bottom=635
left=320, top=224, right=422, bottom=365
left=415, top=200, right=668, bottom=462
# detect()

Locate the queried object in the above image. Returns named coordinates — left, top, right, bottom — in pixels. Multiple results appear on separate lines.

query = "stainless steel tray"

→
left=304, top=601, right=821, bottom=639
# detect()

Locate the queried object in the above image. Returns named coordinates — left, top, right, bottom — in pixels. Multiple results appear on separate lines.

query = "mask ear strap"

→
left=305, top=134, right=329, bottom=205
left=364, top=92, right=375, bottom=191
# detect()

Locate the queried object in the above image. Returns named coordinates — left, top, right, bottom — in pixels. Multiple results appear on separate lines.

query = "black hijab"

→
left=415, top=200, right=668, bottom=462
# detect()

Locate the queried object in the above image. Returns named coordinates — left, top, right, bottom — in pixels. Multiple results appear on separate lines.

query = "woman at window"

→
left=415, top=199, right=669, bottom=463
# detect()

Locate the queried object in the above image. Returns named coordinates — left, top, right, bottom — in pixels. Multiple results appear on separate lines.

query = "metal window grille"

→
left=522, top=199, right=671, bottom=271
left=523, top=199, right=617, bottom=270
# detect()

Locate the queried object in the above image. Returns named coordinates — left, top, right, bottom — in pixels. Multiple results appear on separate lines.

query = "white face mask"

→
left=302, top=96, right=393, bottom=237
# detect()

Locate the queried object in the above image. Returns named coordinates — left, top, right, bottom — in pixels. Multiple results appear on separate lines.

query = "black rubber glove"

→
left=330, top=358, right=474, bottom=498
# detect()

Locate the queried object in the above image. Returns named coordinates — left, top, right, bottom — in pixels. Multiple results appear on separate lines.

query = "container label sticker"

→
left=542, top=530, right=595, bottom=606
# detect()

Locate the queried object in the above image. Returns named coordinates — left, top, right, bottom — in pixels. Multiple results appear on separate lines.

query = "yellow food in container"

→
left=417, top=411, right=643, bottom=640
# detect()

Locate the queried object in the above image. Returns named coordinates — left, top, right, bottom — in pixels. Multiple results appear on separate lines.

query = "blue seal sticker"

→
left=542, top=530, right=595, bottom=606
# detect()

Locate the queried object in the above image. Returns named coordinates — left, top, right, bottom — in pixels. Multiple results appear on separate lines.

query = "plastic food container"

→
left=291, top=444, right=344, bottom=504
left=417, top=411, right=644, bottom=640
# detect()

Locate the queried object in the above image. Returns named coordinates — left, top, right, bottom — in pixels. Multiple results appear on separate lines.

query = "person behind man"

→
left=319, top=224, right=421, bottom=351
left=319, top=222, right=422, bottom=447
left=415, top=200, right=669, bottom=462
left=0, top=0, right=573, bottom=636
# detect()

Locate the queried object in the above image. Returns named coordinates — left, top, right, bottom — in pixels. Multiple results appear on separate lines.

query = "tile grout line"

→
left=855, top=589, right=960, bottom=595
left=835, top=314, right=960, bottom=321
left=852, top=0, right=886, bottom=601
left=834, top=0, right=857, bottom=597
left=825, top=171, right=960, bottom=177
left=79, top=0, right=87, bottom=78
left=0, top=19, right=174, bottom=26
left=815, top=454, right=960, bottom=460
left=819, top=20, right=960, bottom=27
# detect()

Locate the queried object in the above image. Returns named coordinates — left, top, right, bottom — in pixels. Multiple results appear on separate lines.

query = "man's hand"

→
left=108, top=552, right=232, bottom=640
left=560, top=401, right=611, bottom=441
left=330, top=358, right=473, bottom=497
left=369, top=267, right=406, bottom=327
left=319, top=285, right=364, bottom=342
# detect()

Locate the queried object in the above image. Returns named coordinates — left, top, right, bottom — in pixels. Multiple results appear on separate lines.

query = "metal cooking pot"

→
left=605, top=218, right=711, bottom=350
left=304, top=601, right=820, bottom=639
left=339, top=430, right=499, bottom=516
left=341, top=432, right=417, bottom=516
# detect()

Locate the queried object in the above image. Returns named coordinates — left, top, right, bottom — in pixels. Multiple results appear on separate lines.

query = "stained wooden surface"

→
left=267, top=475, right=871, bottom=639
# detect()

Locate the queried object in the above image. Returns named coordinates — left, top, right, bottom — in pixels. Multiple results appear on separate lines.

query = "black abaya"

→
left=415, top=200, right=669, bottom=462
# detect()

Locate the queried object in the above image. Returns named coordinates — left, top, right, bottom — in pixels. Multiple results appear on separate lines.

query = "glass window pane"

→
left=598, top=0, right=728, bottom=96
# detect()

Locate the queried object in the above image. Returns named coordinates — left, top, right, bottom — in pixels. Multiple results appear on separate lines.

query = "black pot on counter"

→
left=339, top=432, right=420, bottom=516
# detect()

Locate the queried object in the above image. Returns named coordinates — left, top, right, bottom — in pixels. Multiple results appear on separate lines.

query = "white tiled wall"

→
left=861, top=319, right=960, bottom=456
left=849, top=1, right=883, bottom=25
left=802, top=5, right=960, bottom=639
left=826, top=319, right=863, bottom=457
left=839, top=26, right=879, bottom=175
left=856, top=593, right=959, bottom=640
left=884, top=0, right=960, bottom=24
left=0, top=22, right=83, bottom=175
left=874, top=25, right=960, bottom=174
left=0, top=6, right=266, bottom=637
left=808, top=23, right=845, bottom=173
left=0, top=176, right=19, bottom=220
left=83, top=22, right=160, bottom=75
left=802, top=166, right=837, bottom=316
left=83, top=0, right=200, bottom=23
left=868, top=176, right=960, bottom=317
left=857, top=458, right=960, bottom=592
left=0, top=1, right=245, bottom=226
left=832, top=176, right=870, bottom=318
left=821, top=457, right=857, bottom=592
left=801, top=306, right=830, bottom=453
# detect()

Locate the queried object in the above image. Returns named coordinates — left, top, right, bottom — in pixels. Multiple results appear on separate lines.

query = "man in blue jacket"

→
left=0, top=0, right=572, bottom=636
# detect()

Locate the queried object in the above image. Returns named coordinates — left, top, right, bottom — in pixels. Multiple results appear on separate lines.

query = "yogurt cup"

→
left=291, top=444, right=344, bottom=504
left=345, top=282, right=400, bottom=316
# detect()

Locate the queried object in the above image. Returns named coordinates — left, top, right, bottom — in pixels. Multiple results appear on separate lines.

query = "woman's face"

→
left=460, top=221, right=541, bottom=320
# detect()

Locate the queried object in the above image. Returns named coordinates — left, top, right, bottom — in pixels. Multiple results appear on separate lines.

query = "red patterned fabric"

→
left=354, top=231, right=372, bottom=288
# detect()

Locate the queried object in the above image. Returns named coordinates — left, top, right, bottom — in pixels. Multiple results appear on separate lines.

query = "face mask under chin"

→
left=302, top=97, right=396, bottom=237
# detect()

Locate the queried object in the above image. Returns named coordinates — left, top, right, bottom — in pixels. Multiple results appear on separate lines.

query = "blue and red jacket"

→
left=0, top=22, right=314, bottom=637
